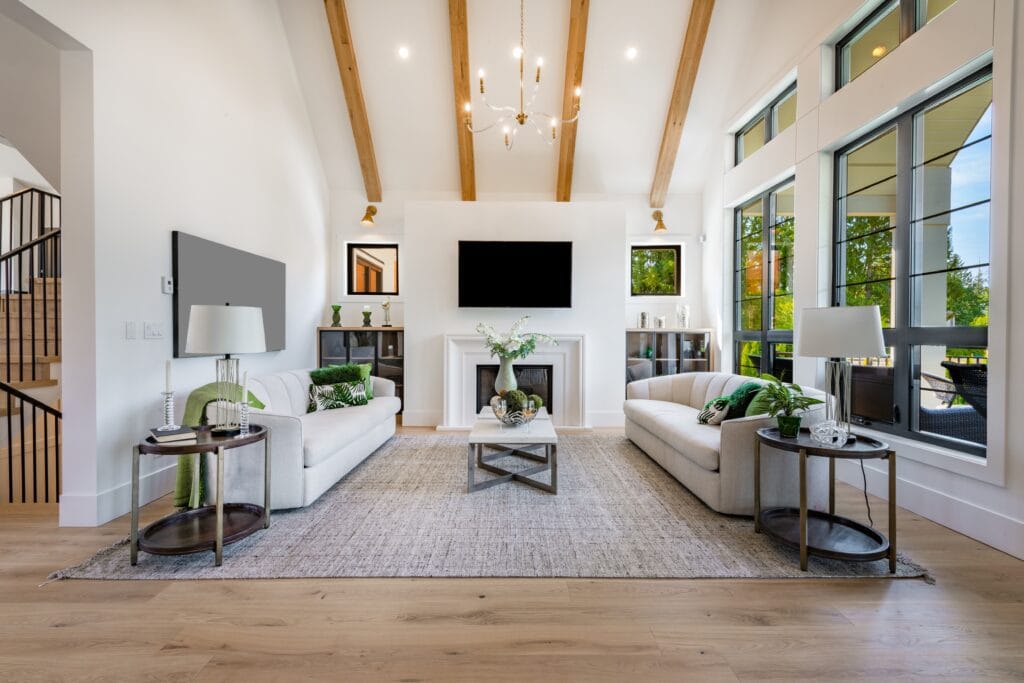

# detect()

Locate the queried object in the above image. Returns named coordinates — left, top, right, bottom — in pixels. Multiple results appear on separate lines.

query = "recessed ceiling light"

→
left=397, top=45, right=410, bottom=60
left=625, top=46, right=638, bottom=61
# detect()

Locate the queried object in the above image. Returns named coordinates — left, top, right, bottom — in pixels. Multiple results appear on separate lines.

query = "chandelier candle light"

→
left=467, top=0, right=581, bottom=151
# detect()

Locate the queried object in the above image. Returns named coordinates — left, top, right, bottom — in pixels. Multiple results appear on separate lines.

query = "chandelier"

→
left=465, top=0, right=581, bottom=151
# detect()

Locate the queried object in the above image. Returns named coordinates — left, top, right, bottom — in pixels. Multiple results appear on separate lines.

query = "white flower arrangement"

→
left=476, top=316, right=557, bottom=360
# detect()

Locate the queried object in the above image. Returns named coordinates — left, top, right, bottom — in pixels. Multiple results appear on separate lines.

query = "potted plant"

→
left=476, top=317, right=556, bottom=396
left=759, top=373, right=823, bottom=438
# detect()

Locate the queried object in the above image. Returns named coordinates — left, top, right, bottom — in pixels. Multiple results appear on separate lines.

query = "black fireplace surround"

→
left=476, top=364, right=554, bottom=415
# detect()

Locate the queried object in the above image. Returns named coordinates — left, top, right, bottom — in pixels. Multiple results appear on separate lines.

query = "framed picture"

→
left=347, top=243, right=399, bottom=295
left=630, top=244, right=681, bottom=296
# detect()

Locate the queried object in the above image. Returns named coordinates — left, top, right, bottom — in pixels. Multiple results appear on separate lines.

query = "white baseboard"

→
left=835, top=460, right=1024, bottom=560
left=587, top=410, right=625, bottom=428
left=59, top=464, right=177, bottom=527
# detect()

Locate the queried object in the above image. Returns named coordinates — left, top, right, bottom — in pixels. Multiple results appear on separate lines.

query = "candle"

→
left=363, top=305, right=370, bottom=311
left=165, top=360, right=172, bottom=393
left=241, top=371, right=248, bottom=406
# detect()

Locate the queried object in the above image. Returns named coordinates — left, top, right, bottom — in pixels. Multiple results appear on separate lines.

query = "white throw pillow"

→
left=697, top=397, right=730, bottom=425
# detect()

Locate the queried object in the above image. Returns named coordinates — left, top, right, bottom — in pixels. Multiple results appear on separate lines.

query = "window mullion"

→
left=893, top=110, right=915, bottom=431
left=761, top=194, right=772, bottom=374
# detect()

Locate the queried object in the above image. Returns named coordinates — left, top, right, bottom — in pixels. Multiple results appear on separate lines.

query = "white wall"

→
left=402, top=200, right=626, bottom=428
left=0, top=7, right=60, bottom=189
left=15, top=0, right=331, bottom=526
left=703, top=0, right=1023, bottom=558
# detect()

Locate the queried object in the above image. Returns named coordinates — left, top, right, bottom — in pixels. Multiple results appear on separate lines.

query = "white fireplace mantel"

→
left=441, top=334, right=586, bottom=429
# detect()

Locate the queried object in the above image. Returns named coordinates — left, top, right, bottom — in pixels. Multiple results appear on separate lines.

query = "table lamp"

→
left=796, top=305, right=886, bottom=445
left=185, top=304, right=266, bottom=436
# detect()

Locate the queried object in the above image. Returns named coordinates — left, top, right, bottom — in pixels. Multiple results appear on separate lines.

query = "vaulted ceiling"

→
left=278, top=0, right=835, bottom=203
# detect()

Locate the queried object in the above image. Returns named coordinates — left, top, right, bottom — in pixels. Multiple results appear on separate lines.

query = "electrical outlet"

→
left=144, top=322, right=165, bottom=339
left=125, top=321, right=137, bottom=340
left=161, top=276, right=174, bottom=295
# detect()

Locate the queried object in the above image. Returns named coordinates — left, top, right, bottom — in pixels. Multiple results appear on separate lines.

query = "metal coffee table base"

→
left=467, top=443, right=557, bottom=494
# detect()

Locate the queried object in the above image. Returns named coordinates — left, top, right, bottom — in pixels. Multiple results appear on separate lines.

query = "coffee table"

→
left=467, top=407, right=557, bottom=494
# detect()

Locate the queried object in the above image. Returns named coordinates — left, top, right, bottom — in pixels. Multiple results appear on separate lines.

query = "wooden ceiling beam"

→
left=448, top=0, right=476, bottom=201
left=649, top=0, right=715, bottom=209
left=555, top=0, right=590, bottom=202
left=324, top=0, right=382, bottom=203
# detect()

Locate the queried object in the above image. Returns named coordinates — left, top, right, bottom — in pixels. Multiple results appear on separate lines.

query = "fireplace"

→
left=476, top=364, right=554, bottom=416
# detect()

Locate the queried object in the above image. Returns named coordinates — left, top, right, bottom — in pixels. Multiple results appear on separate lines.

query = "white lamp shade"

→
left=185, top=305, right=267, bottom=355
left=796, top=306, right=886, bottom=359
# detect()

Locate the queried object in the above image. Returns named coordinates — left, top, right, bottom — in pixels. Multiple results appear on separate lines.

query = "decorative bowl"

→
left=489, top=395, right=539, bottom=426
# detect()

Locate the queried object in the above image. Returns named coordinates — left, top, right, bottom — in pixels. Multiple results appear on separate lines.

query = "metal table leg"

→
left=130, top=446, right=139, bottom=566
left=888, top=450, right=897, bottom=573
left=753, top=437, right=761, bottom=533
left=829, top=457, right=836, bottom=515
left=799, top=448, right=808, bottom=571
left=215, top=446, right=224, bottom=567
left=264, top=430, right=272, bottom=529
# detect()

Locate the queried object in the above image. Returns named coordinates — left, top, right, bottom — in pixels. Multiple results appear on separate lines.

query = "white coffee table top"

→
left=469, top=407, right=557, bottom=445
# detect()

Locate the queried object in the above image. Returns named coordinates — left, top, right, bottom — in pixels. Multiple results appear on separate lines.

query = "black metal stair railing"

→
left=0, top=187, right=61, bottom=503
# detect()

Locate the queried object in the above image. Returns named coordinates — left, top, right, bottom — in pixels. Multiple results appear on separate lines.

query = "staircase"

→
left=0, top=187, right=62, bottom=504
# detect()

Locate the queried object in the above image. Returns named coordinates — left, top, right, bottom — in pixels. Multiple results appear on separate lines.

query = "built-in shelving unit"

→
left=317, top=327, right=404, bottom=410
left=626, top=328, right=713, bottom=388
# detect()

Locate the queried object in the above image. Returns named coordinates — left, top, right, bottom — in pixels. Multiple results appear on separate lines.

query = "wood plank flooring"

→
left=1, top=429, right=1022, bottom=681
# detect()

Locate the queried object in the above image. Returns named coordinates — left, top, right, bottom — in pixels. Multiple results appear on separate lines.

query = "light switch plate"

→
left=125, top=321, right=137, bottom=340
left=161, top=276, right=174, bottom=295
left=144, top=322, right=164, bottom=339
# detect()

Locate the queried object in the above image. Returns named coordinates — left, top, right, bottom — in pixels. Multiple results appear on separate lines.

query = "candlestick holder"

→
left=156, top=391, right=181, bottom=431
left=239, top=400, right=250, bottom=436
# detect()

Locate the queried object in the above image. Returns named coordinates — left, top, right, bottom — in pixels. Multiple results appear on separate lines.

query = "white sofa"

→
left=206, top=369, right=401, bottom=510
left=624, top=372, right=828, bottom=516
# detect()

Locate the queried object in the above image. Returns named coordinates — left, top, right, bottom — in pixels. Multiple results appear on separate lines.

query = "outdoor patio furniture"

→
left=941, top=362, right=988, bottom=418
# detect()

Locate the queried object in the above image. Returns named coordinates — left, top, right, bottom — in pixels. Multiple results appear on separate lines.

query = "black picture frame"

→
left=346, top=243, right=399, bottom=296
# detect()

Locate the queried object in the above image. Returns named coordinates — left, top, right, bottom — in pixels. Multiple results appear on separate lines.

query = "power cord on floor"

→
left=860, top=459, right=874, bottom=527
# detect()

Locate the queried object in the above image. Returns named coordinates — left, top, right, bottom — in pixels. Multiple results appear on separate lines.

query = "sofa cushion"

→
left=300, top=396, right=401, bottom=467
left=623, top=399, right=721, bottom=471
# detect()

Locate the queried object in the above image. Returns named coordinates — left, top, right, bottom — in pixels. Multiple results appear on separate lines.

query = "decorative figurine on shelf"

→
left=331, top=304, right=342, bottom=327
left=362, top=305, right=372, bottom=327
left=381, top=297, right=392, bottom=327
left=676, top=303, right=690, bottom=329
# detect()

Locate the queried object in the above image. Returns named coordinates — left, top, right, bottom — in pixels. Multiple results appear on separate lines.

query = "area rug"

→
left=54, top=432, right=927, bottom=580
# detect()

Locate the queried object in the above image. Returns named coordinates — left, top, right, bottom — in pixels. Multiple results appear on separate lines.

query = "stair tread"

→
left=6, top=379, right=57, bottom=389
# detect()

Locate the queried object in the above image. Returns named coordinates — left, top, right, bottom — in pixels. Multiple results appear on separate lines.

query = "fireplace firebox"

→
left=476, top=364, right=553, bottom=416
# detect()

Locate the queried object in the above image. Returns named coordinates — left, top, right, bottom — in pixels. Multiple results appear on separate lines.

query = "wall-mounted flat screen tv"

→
left=172, top=231, right=286, bottom=357
left=458, top=240, right=572, bottom=308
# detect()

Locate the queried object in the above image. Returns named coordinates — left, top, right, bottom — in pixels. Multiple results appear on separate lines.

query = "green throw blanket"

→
left=173, top=383, right=265, bottom=509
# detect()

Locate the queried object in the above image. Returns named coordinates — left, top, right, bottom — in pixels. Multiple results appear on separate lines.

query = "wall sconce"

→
left=652, top=210, right=667, bottom=233
left=360, top=205, right=377, bottom=227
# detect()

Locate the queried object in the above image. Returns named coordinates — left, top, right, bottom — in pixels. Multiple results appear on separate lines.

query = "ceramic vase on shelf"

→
left=494, top=356, right=517, bottom=396
left=331, top=304, right=342, bottom=327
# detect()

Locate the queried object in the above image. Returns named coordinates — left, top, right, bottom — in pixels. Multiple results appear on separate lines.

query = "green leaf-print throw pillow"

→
left=307, top=381, right=369, bottom=413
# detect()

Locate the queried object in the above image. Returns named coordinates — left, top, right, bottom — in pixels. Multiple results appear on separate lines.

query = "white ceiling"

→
left=278, top=0, right=852, bottom=200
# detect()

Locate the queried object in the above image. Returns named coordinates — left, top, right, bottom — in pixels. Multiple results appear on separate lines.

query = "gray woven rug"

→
left=55, top=432, right=926, bottom=580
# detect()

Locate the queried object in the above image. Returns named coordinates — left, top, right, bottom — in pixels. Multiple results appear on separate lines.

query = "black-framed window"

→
left=834, top=67, right=991, bottom=456
left=630, top=245, right=682, bottom=296
left=735, top=179, right=795, bottom=381
left=836, top=0, right=959, bottom=88
left=734, top=84, right=797, bottom=165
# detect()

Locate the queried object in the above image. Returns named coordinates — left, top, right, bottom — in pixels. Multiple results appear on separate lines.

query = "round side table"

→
left=131, top=425, right=270, bottom=567
left=753, top=426, right=895, bottom=572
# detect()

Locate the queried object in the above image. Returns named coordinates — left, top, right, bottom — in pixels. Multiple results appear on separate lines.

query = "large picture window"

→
left=834, top=67, right=990, bottom=455
left=735, top=180, right=795, bottom=381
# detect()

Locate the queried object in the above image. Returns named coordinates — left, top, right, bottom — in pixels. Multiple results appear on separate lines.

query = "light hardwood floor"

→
left=1, top=429, right=1022, bottom=682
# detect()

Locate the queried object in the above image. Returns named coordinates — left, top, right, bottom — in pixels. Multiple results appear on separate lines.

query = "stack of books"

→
left=149, top=426, right=197, bottom=446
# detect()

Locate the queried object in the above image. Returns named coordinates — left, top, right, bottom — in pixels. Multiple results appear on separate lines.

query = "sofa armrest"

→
left=372, top=376, right=396, bottom=398
left=625, top=379, right=650, bottom=400
left=242, top=409, right=305, bottom=510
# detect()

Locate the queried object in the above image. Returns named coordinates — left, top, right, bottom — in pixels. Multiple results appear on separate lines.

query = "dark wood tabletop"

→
left=138, top=425, right=267, bottom=456
left=755, top=426, right=889, bottom=459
